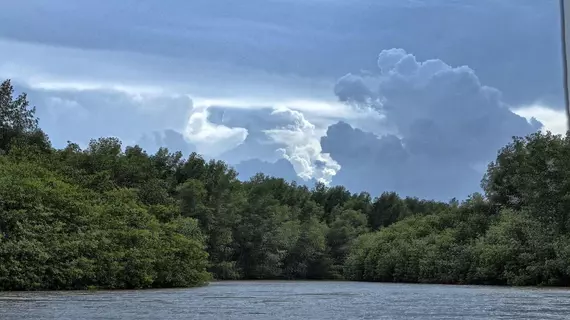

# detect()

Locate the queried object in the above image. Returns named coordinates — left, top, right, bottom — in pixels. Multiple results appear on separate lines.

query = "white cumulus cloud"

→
left=512, top=104, right=567, bottom=135
left=183, top=105, right=248, bottom=157
left=264, top=107, right=340, bottom=185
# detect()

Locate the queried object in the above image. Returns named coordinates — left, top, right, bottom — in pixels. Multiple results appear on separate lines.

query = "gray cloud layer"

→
left=19, top=84, right=192, bottom=149
left=0, top=0, right=563, bottom=107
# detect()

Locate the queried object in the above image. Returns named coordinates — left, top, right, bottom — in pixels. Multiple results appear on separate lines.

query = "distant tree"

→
left=0, top=79, right=49, bottom=154
left=368, top=192, right=410, bottom=230
left=483, top=131, right=570, bottom=233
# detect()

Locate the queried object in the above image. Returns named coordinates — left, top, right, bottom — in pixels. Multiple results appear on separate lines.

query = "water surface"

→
left=1, top=281, right=569, bottom=319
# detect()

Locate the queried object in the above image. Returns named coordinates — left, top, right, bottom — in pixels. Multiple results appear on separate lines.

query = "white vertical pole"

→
left=560, top=0, right=570, bottom=132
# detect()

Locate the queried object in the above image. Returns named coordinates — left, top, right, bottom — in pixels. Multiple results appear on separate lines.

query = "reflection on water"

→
left=1, top=281, right=570, bottom=320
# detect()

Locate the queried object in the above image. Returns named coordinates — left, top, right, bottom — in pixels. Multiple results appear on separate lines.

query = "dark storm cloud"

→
left=324, top=49, right=543, bottom=200
left=0, top=0, right=562, bottom=106
left=334, top=74, right=376, bottom=104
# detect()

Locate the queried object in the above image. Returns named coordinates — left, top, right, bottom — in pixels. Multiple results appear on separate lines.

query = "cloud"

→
left=207, top=107, right=293, bottom=164
left=325, top=48, right=542, bottom=200
left=264, top=108, right=340, bottom=184
left=12, top=79, right=338, bottom=185
left=0, top=0, right=563, bottom=108
left=206, top=106, right=340, bottom=185
left=183, top=105, right=248, bottom=157
left=322, top=121, right=482, bottom=200
left=21, top=82, right=250, bottom=159
left=0, top=38, right=337, bottom=111
left=11, top=44, right=553, bottom=198
left=512, top=104, right=567, bottom=135
left=15, top=83, right=193, bottom=149
left=14, top=82, right=252, bottom=159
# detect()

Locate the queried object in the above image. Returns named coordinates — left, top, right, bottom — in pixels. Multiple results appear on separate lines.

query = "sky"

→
left=0, top=0, right=566, bottom=200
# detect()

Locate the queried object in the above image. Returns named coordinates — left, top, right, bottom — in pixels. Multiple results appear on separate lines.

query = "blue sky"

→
left=0, top=0, right=566, bottom=200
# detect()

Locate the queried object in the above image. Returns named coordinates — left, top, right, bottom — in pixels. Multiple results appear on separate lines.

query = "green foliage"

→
left=483, top=131, right=570, bottom=233
left=345, top=131, right=570, bottom=286
left=0, top=79, right=49, bottom=155
left=0, top=82, right=211, bottom=290
left=1, top=79, right=569, bottom=289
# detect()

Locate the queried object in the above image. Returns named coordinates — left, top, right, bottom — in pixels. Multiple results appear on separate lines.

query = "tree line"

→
left=1, top=79, right=569, bottom=290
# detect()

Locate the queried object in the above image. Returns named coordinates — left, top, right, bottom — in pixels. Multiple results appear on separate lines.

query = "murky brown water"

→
left=1, top=281, right=569, bottom=319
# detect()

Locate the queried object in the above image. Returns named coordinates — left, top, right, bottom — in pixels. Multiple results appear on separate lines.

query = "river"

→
left=0, top=281, right=569, bottom=319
